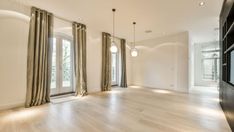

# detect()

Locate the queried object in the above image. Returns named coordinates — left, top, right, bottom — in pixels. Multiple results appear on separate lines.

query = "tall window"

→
left=50, top=34, right=74, bottom=95
left=111, top=52, right=119, bottom=85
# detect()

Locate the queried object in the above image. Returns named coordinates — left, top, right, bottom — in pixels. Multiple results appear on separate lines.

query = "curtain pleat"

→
left=26, top=7, right=53, bottom=107
left=101, top=32, right=112, bottom=91
left=73, top=22, right=87, bottom=96
left=120, top=39, right=128, bottom=87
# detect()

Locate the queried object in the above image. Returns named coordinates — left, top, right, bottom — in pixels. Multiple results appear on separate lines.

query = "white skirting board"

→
left=0, top=101, right=24, bottom=111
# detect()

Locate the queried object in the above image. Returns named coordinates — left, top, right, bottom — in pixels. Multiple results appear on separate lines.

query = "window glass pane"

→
left=51, top=38, right=56, bottom=89
left=112, top=53, right=117, bottom=82
left=62, top=39, right=72, bottom=87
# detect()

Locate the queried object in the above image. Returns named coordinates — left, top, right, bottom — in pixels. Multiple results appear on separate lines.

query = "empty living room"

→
left=0, top=0, right=234, bottom=131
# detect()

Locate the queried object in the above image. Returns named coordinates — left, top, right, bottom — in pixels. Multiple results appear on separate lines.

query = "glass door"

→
left=111, top=52, right=118, bottom=85
left=51, top=35, right=74, bottom=95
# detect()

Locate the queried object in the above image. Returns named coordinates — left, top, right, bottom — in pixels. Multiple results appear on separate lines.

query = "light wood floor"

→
left=0, top=86, right=231, bottom=132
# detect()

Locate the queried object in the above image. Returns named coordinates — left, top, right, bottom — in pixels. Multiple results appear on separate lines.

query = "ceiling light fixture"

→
left=110, top=8, right=118, bottom=53
left=131, top=22, right=138, bottom=57
left=199, top=2, right=205, bottom=6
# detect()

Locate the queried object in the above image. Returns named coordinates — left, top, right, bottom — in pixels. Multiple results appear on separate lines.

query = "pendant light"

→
left=110, top=8, right=118, bottom=53
left=131, top=22, right=138, bottom=57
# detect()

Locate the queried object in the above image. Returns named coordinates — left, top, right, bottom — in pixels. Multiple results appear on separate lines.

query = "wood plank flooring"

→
left=0, top=86, right=231, bottom=132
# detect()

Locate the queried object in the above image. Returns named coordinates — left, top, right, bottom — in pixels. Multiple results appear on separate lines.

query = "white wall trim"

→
left=0, top=101, right=24, bottom=111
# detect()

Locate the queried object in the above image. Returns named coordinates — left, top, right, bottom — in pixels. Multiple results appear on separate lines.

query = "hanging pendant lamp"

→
left=131, top=22, right=138, bottom=57
left=110, top=8, right=118, bottom=53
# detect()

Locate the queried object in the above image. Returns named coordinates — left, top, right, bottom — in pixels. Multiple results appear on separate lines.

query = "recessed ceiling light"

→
left=199, top=2, right=205, bottom=6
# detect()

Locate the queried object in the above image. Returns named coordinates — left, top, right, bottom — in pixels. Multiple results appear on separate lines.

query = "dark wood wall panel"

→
left=220, top=0, right=234, bottom=131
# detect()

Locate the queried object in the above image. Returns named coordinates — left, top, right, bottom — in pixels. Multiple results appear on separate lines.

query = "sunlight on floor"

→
left=2, top=108, right=40, bottom=121
left=197, top=107, right=223, bottom=118
left=152, top=89, right=172, bottom=94
left=129, top=85, right=142, bottom=89
left=108, top=90, right=123, bottom=94
left=191, top=86, right=219, bottom=94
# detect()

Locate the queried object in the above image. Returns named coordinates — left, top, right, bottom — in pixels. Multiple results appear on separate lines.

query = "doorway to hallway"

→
left=194, top=41, right=220, bottom=87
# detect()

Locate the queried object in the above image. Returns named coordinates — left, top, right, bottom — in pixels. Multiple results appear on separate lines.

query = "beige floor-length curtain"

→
left=73, top=22, right=87, bottom=96
left=101, top=32, right=112, bottom=91
left=120, top=39, right=128, bottom=87
left=26, top=7, right=53, bottom=107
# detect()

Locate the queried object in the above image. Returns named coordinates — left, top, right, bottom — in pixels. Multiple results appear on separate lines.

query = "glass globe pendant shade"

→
left=131, top=48, right=138, bottom=57
left=110, top=41, right=118, bottom=53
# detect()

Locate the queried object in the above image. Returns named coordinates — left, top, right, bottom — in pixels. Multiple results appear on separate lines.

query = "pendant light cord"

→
left=112, top=9, right=116, bottom=43
left=133, top=22, right=136, bottom=48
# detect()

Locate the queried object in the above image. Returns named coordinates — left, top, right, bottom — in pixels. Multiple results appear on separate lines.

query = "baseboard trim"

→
left=0, top=101, right=24, bottom=111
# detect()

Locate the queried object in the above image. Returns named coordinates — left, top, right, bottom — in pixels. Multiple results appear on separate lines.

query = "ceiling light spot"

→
left=199, top=2, right=205, bottom=6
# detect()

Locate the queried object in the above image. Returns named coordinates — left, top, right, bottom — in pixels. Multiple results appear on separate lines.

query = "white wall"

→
left=86, top=29, right=102, bottom=93
left=0, top=15, right=29, bottom=109
left=0, top=1, right=30, bottom=110
left=131, top=32, right=189, bottom=92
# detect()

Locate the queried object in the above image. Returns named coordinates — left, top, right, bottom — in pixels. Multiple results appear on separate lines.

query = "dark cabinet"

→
left=220, top=0, right=234, bottom=130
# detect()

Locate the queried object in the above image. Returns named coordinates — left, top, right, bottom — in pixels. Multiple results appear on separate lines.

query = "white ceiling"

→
left=24, top=0, right=223, bottom=43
